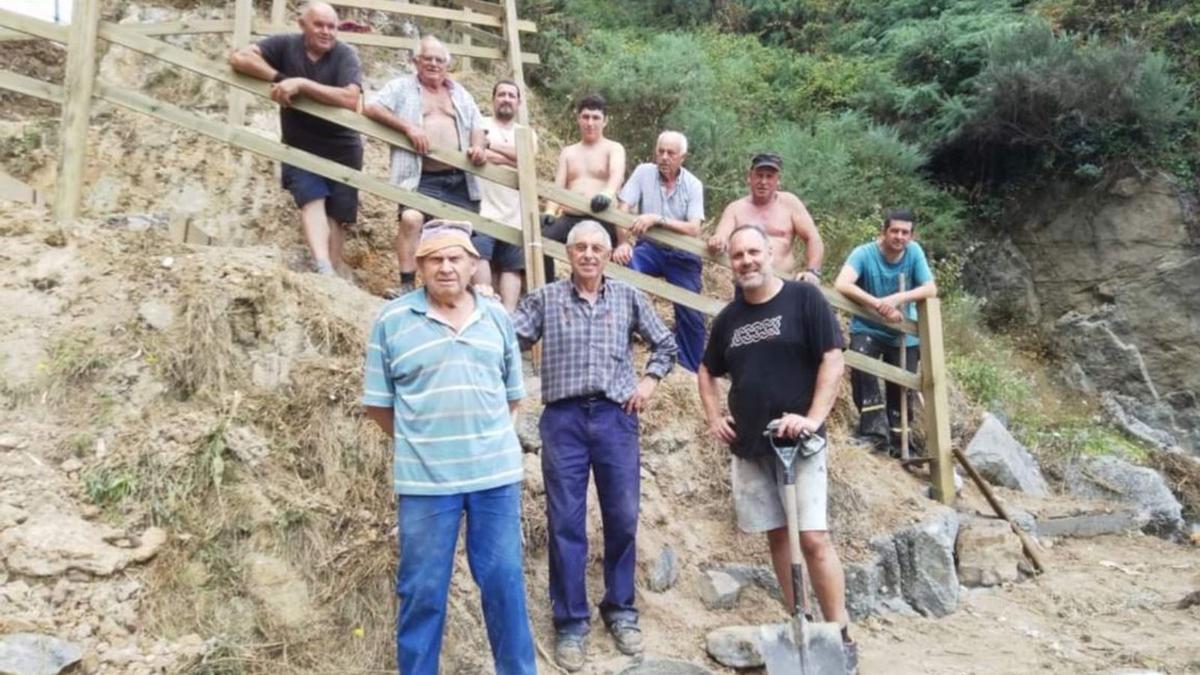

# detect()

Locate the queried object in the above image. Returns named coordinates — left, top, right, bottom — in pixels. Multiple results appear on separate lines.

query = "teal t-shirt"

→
left=846, top=241, right=932, bottom=347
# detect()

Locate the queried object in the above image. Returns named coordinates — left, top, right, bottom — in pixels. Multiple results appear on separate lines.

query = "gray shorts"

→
left=731, top=449, right=829, bottom=533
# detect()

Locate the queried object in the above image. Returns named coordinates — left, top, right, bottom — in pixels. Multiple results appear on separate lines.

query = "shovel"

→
left=759, top=421, right=847, bottom=675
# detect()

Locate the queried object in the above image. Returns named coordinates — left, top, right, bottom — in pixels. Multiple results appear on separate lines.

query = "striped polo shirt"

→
left=361, top=288, right=525, bottom=496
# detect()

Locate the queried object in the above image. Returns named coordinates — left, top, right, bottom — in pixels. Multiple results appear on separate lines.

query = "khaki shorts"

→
left=731, top=448, right=829, bottom=533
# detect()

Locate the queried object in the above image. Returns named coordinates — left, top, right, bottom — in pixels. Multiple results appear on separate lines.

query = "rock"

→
left=59, top=458, right=83, bottom=473
left=243, top=553, right=313, bottom=629
left=892, top=508, right=959, bottom=617
left=717, top=563, right=781, bottom=600
left=0, top=514, right=167, bottom=576
left=223, top=425, right=269, bottom=465
left=964, top=414, right=1049, bottom=496
left=515, top=412, right=541, bottom=454
left=1063, top=455, right=1184, bottom=536
left=1035, top=507, right=1149, bottom=538
left=0, top=633, right=83, bottom=675
left=843, top=560, right=882, bottom=620
left=961, top=236, right=1041, bottom=325
left=955, top=518, right=1024, bottom=587
left=704, top=626, right=763, bottom=669
left=618, top=659, right=715, bottom=675
left=0, top=503, right=28, bottom=529
left=646, top=544, right=678, bottom=593
left=698, top=570, right=743, bottom=610
left=0, top=434, right=27, bottom=450
left=137, top=299, right=174, bottom=332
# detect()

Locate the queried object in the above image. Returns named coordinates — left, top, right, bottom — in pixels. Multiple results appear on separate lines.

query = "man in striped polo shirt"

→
left=362, top=219, right=535, bottom=675
left=512, top=220, right=677, bottom=672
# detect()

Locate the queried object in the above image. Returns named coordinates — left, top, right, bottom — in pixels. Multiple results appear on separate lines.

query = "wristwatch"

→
left=272, top=71, right=286, bottom=83
left=807, top=267, right=822, bottom=278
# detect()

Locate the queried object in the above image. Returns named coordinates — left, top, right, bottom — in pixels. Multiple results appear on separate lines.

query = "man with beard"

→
left=697, top=224, right=856, bottom=670
left=228, top=1, right=363, bottom=276
left=475, top=79, right=533, bottom=311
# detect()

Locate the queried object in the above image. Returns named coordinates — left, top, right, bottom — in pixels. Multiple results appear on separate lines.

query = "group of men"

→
left=232, top=4, right=939, bottom=674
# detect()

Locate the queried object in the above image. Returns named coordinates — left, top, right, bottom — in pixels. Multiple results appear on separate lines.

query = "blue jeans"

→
left=540, top=396, right=641, bottom=636
left=396, top=483, right=535, bottom=675
left=630, top=242, right=705, bottom=372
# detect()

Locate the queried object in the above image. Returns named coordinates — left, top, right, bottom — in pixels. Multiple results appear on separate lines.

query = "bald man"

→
left=365, top=35, right=488, bottom=297
left=229, top=2, right=363, bottom=276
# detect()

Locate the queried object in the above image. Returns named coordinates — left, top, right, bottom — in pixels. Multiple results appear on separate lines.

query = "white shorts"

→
left=731, top=448, right=829, bottom=533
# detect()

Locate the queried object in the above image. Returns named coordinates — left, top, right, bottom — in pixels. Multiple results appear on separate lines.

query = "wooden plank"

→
left=918, top=297, right=955, bottom=504
left=515, top=126, right=544, bottom=290
left=328, top=0, right=536, bottom=32
left=251, top=23, right=539, bottom=63
left=454, top=0, right=504, bottom=18
left=456, top=23, right=503, bottom=46
left=502, top=0, right=528, bottom=125
left=0, top=169, right=45, bottom=205
left=52, top=0, right=101, bottom=224
left=270, top=0, right=287, bottom=27
left=0, top=69, right=66, bottom=103
left=228, top=0, right=254, bottom=126
left=112, top=19, right=234, bottom=35
left=460, top=6, right=474, bottom=74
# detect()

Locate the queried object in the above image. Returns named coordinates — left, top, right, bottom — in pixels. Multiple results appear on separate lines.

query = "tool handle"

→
left=783, top=482, right=810, bottom=617
left=953, top=446, right=1046, bottom=574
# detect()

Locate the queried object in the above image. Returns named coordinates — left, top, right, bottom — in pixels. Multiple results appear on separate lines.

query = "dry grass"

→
left=1147, top=450, right=1200, bottom=523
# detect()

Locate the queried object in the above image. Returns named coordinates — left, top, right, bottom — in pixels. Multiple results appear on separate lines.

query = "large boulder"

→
left=955, top=518, right=1024, bottom=587
left=892, top=509, right=960, bottom=617
left=964, top=413, right=1049, bottom=496
left=1063, top=455, right=1184, bottom=536
left=0, top=513, right=166, bottom=577
left=704, top=626, right=763, bottom=669
left=0, top=634, right=82, bottom=675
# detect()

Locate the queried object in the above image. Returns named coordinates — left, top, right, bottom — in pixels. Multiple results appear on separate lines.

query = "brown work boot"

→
left=554, top=632, right=587, bottom=672
left=607, top=619, right=644, bottom=656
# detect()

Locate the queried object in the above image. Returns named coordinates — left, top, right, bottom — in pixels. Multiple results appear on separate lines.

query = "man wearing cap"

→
left=709, top=153, right=826, bottom=284
left=228, top=1, right=363, bottom=276
left=613, top=130, right=706, bottom=372
left=511, top=220, right=676, bottom=672
left=364, top=35, right=489, bottom=296
left=540, top=95, right=626, bottom=279
left=361, top=219, right=535, bottom=675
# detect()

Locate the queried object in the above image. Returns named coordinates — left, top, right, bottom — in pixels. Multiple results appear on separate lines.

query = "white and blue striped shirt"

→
left=362, top=288, right=525, bottom=495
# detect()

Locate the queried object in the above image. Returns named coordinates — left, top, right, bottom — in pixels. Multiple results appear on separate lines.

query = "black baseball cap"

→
left=750, top=152, right=783, bottom=171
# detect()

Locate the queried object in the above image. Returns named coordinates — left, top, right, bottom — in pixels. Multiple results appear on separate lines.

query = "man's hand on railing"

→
left=706, top=233, right=728, bottom=255
left=467, top=144, right=487, bottom=166
left=613, top=242, right=633, bottom=266
left=270, top=78, right=303, bottom=106
left=628, top=214, right=659, bottom=237
left=875, top=298, right=903, bottom=323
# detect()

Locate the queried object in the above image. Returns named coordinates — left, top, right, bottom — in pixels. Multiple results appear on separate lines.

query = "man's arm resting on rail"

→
left=228, top=44, right=277, bottom=81
left=834, top=264, right=903, bottom=322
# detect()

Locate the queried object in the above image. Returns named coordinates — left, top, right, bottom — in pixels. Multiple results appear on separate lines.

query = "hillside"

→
left=1, top=0, right=1199, bottom=674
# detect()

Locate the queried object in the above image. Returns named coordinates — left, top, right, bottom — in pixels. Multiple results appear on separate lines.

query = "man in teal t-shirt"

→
left=834, top=209, right=938, bottom=454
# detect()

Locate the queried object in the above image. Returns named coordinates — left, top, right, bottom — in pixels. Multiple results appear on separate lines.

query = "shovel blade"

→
left=761, top=619, right=846, bottom=675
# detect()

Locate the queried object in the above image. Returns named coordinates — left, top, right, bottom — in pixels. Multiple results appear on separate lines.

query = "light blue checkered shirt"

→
left=362, top=289, right=525, bottom=495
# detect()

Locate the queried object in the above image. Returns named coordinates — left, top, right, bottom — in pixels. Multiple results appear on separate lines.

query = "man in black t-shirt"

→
left=698, top=224, right=855, bottom=662
left=228, top=2, right=363, bottom=276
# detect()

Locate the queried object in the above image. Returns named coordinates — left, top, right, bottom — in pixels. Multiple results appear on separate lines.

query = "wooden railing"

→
left=0, top=1, right=955, bottom=504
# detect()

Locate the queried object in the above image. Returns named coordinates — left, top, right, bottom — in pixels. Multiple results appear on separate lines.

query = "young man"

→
left=475, top=79, right=532, bottom=311
left=364, top=36, right=487, bottom=296
left=228, top=1, right=362, bottom=276
left=698, top=224, right=856, bottom=670
left=541, top=95, right=626, bottom=278
left=512, top=221, right=676, bottom=672
left=834, top=209, right=937, bottom=453
left=709, top=153, right=825, bottom=283
left=362, top=219, right=535, bottom=675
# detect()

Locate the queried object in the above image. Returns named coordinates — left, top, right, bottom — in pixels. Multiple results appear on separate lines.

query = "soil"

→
left=1, top=6, right=1198, bottom=674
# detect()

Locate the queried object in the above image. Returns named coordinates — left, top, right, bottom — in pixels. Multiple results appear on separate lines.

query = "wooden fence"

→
left=0, top=0, right=955, bottom=503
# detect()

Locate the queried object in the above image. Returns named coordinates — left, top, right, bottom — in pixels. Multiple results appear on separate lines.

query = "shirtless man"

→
left=708, top=153, right=825, bottom=284
left=365, top=35, right=487, bottom=296
left=540, top=94, right=626, bottom=278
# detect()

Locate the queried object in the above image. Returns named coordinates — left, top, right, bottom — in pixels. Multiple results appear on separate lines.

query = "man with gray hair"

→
left=365, top=35, right=488, bottom=296
left=512, top=220, right=676, bottom=672
left=615, top=130, right=706, bottom=371
left=229, top=1, right=363, bottom=276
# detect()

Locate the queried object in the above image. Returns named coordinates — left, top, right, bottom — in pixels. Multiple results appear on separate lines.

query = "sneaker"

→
left=843, top=641, right=859, bottom=675
left=607, top=619, right=643, bottom=656
left=554, top=633, right=587, bottom=672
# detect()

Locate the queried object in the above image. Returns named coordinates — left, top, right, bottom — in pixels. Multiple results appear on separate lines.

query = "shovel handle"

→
left=783, top=481, right=810, bottom=618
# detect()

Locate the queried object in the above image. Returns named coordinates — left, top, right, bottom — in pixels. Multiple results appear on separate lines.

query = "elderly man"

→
left=362, top=219, right=535, bottom=675
left=540, top=95, right=626, bottom=279
left=834, top=209, right=937, bottom=454
left=365, top=36, right=488, bottom=296
left=614, top=130, right=705, bottom=372
left=475, top=79, right=533, bottom=311
left=697, top=224, right=856, bottom=670
left=512, top=221, right=676, bottom=672
left=229, top=1, right=362, bottom=276
left=709, top=153, right=825, bottom=283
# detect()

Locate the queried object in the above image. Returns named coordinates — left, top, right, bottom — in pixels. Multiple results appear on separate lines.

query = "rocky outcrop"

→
left=0, top=514, right=166, bottom=577
left=964, top=173, right=1200, bottom=454
left=843, top=507, right=960, bottom=620
left=964, top=414, right=1049, bottom=496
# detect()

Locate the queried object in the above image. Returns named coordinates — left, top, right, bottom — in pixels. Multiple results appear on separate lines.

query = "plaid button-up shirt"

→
left=512, top=276, right=677, bottom=404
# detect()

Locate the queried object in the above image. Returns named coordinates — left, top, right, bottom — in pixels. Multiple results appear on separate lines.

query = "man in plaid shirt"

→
left=512, top=220, right=676, bottom=672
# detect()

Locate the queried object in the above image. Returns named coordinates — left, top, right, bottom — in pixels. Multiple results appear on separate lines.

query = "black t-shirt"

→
left=702, top=281, right=845, bottom=458
left=257, top=34, right=363, bottom=163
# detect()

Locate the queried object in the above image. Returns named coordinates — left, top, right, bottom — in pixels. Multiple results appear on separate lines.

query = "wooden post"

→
left=460, top=7, right=474, bottom=74
left=898, top=273, right=910, bottom=461
left=228, top=0, right=254, bottom=126
left=516, top=125, right=544, bottom=365
left=918, top=297, right=955, bottom=504
left=270, top=0, right=286, bottom=30
left=52, top=0, right=101, bottom=223
left=501, top=0, right=528, bottom=124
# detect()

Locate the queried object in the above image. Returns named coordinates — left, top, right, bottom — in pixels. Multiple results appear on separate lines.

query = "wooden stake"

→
left=52, top=0, right=101, bottom=224
left=954, top=446, right=1046, bottom=574
left=228, top=0, right=254, bottom=126
left=516, top=124, right=543, bottom=367
left=270, top=0, right=286, bottom=30
left=899, top=273, right=910, bottom=461
left=502, top=0, right=528, bottom=124
left=918, top=297, right=955, bottom=504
